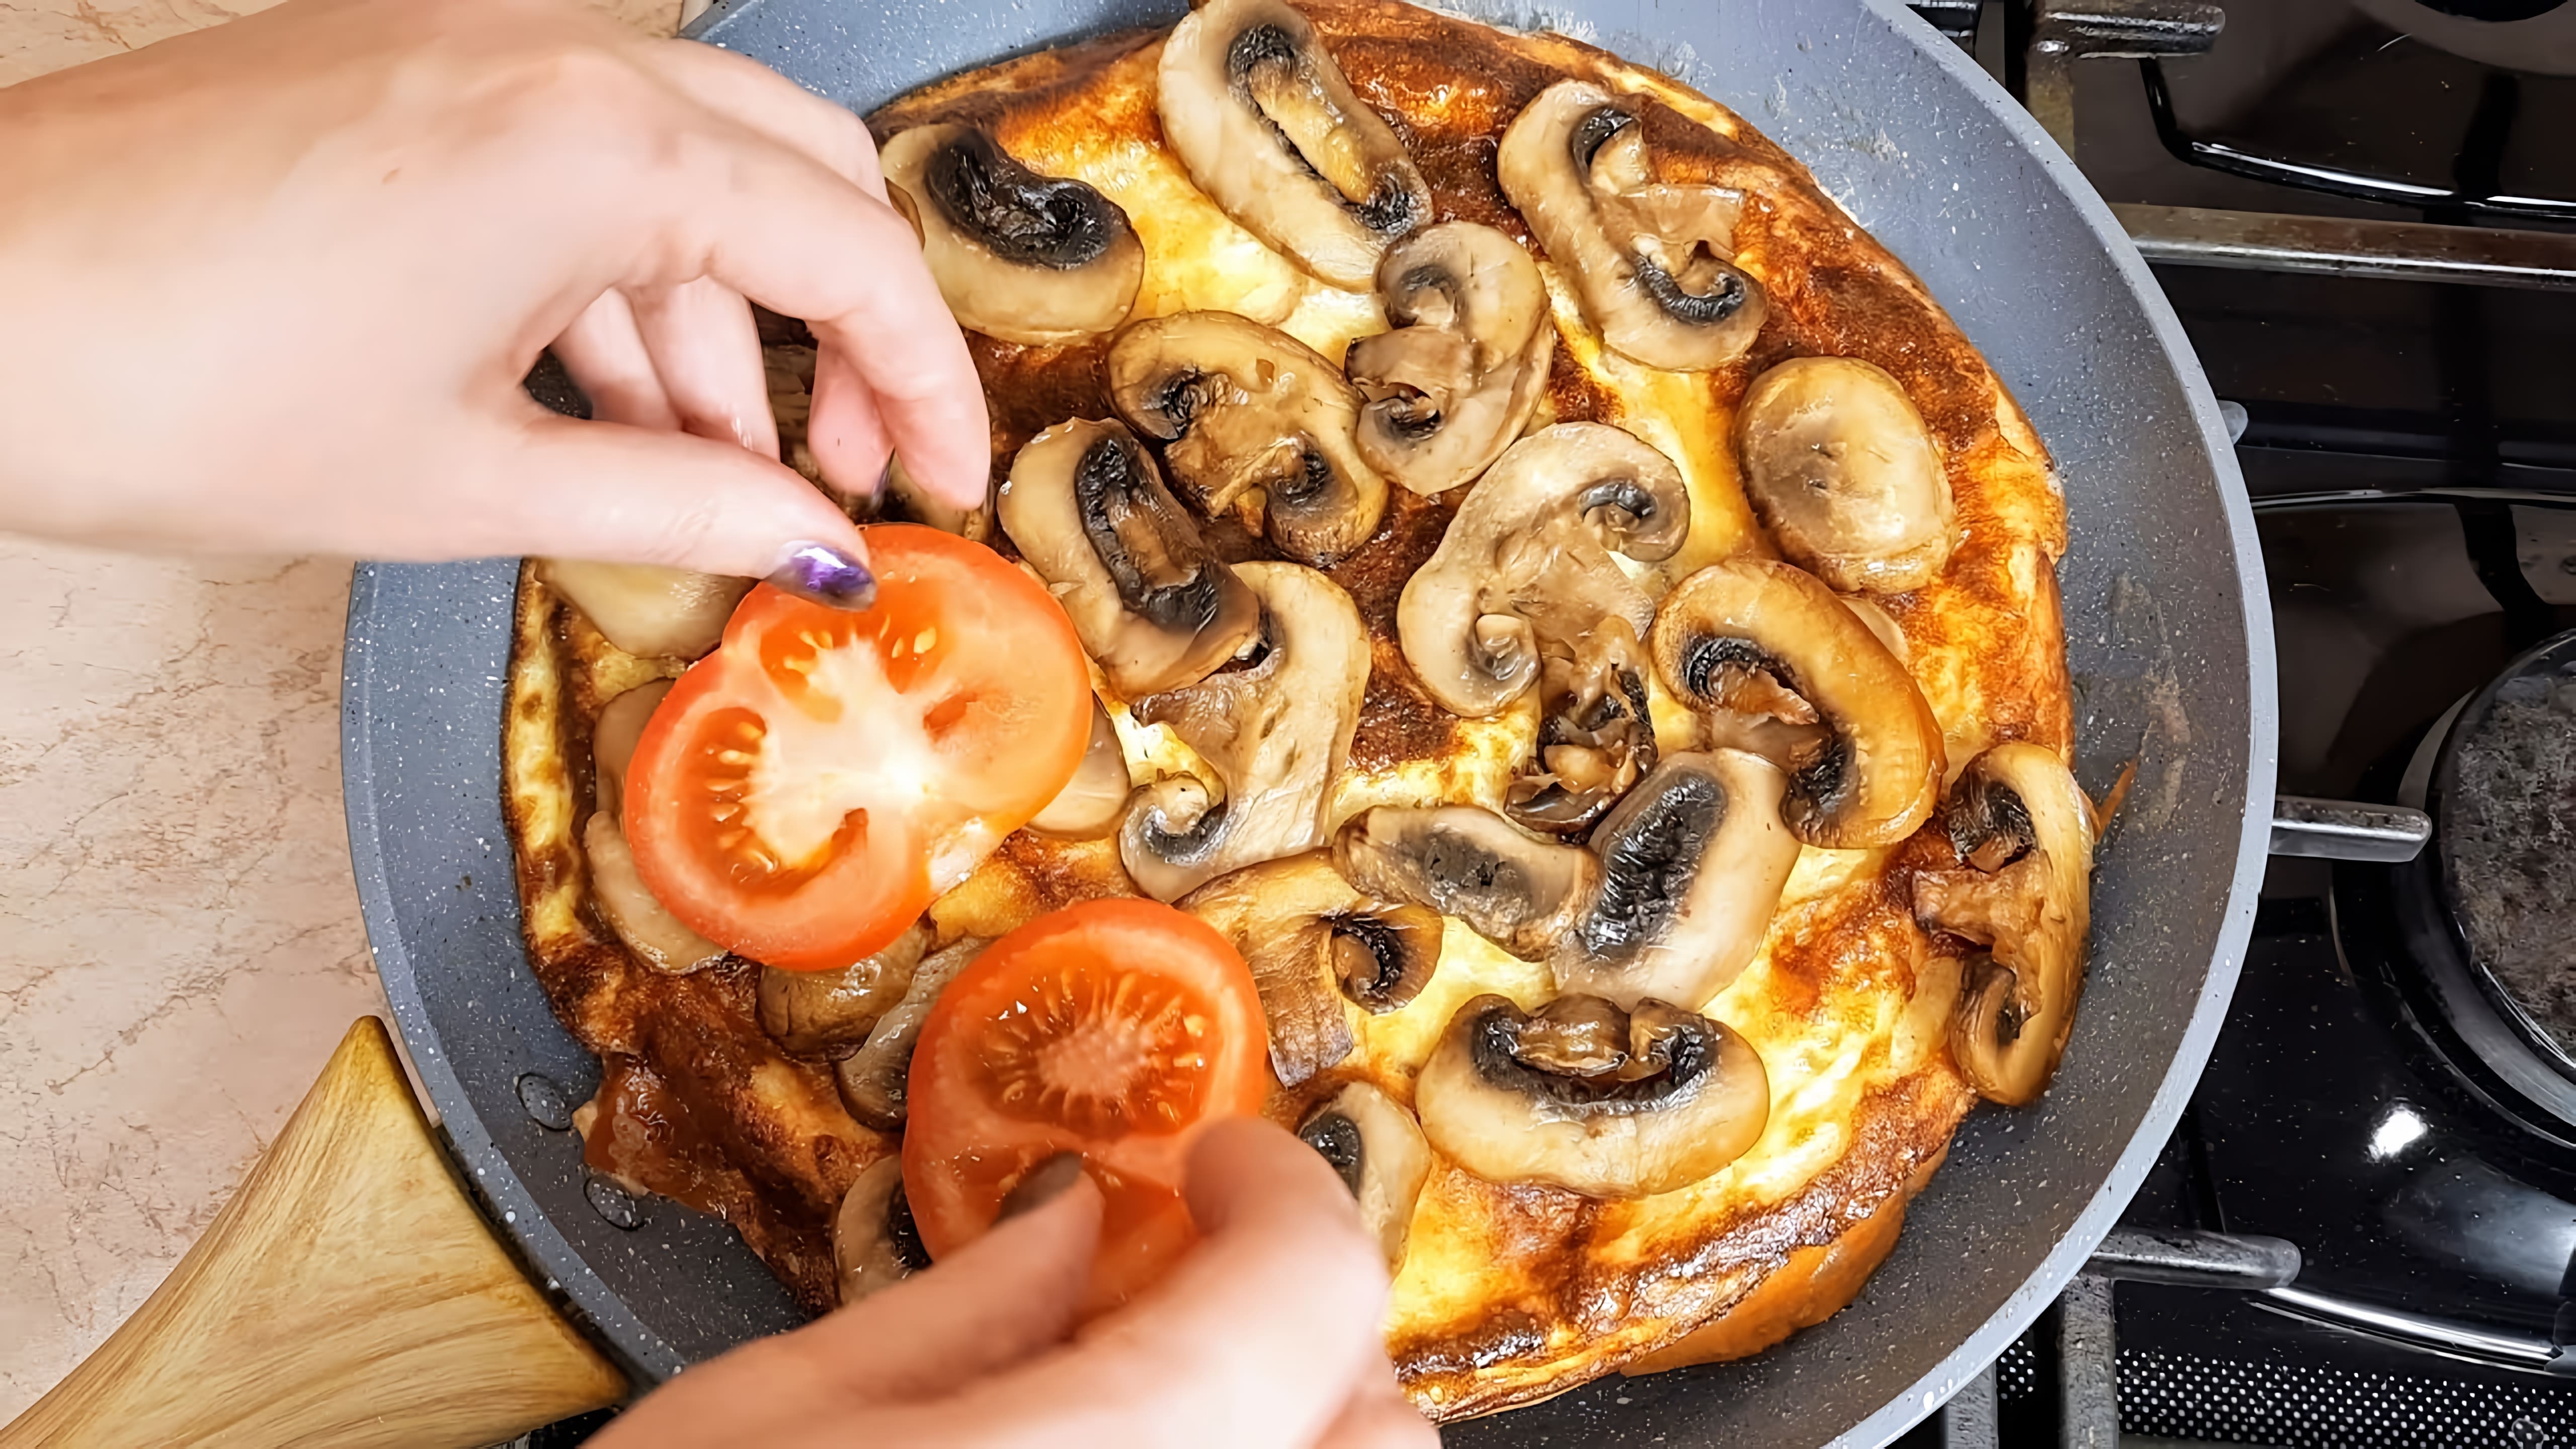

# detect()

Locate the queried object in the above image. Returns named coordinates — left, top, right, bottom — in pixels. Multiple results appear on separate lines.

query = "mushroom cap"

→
left=1025, top=696, right=1135, bottom=840
left=537, top=559, right=751, bottom=661
left=589, top=678, right=674, bottom=822
left=1414, top=994, right=1769, bottom=1198
left=834, top=936, right=989, bottom=1131
left=1396, top=422, right=1691, bottom=717
left=1299, top=1080, right=1434, bottom=1269
left=582, top=812, right=726, bottom=975
left=1182, top=852, right=1442, bottom=1086
left=1913, top=742, right=2095, bottom=1106
left=1157, top=0, right=1430, bottom=288
left=1737, top=357, right=1955, bottom=594
left=833, top=1157, right=931, bottom=1306
left=1106, top=311, right=1390, bottom=569
left=1649, top=556, right=1945, bottom=849
left=1333, top=804, right=1598, bottom=960
left=998, top=419, right=1262, bottom=698
left=1346, top=222, right=1558, bottom=496
left=1119, top=562, right=1371, bottom=901
left=1497, top=80, right=1767, bottom=372
left=1552, top=749, right=1801, bottom=1010
left=880, top=123, right=1144, bottom=346
left=757, top=921, right=931, bottom=1055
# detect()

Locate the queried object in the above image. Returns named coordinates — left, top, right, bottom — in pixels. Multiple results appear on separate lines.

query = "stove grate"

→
left=2116, top=1347, right=2576, bottom=1447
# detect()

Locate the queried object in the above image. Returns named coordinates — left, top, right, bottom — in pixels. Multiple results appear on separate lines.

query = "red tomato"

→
left=623, top=526, right=1091, bottom=972
left=903, top=899, right=1271, bottom=1313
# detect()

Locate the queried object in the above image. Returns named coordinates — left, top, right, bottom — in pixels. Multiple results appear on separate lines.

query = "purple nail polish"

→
left=769, top=541, right=876, bottom=610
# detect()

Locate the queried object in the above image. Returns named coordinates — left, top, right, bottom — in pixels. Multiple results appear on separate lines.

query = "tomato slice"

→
left=903, top=899, right=1271, bottom=1313
left=622, top=525, right=1091, bottom=972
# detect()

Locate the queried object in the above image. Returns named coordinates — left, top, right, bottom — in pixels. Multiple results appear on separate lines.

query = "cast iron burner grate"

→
left=2116, top=1347, right=2572, bottom=1447
left=1974, top=1315, right=2576, bottom=1447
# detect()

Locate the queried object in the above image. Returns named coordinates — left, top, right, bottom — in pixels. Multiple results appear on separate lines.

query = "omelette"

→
left=502, top=0, right=2087, bottom=1419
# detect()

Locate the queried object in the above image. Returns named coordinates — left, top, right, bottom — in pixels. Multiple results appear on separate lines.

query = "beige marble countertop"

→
left=0, top=0, right=681, bottom=1419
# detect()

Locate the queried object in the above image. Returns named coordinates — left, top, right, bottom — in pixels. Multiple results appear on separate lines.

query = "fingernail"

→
left=769, top=541, right=875, bottom=610
left=997, top=1152, right=1086, bottom=1222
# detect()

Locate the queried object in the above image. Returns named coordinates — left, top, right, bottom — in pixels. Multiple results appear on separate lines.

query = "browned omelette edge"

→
left=501, top=0, right=2073, bottom=1421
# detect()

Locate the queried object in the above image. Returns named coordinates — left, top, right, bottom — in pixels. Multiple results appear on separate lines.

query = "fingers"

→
left=636, top=37, right=886, bottom=198
left=456, top=407, right=865, bottom=577
left=625, top=117, right=989, bottom=513
left=551, top=290, right=682, bottom=431
left=927, top=1118, right=1392, bottom=1449
left=776, top=1174, right=1103, bottom=1404
left=629, top=276, right=781, bottom=459
left=805, top=344, right=893, bottom=506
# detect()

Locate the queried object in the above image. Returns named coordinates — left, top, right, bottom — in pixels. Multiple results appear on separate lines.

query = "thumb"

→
left=443, top=409, right=871, bottom=581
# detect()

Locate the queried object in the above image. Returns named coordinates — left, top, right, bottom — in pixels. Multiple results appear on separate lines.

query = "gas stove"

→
left=1895, top=2, right=2576, bottom=1445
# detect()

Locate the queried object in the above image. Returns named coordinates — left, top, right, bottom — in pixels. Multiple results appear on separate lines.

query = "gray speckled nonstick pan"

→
left=339, top=1, right=2277, bottom=1441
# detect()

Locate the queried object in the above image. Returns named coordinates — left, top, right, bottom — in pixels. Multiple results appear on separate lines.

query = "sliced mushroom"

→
left=1000, top=419, right=1261, bottom=697
left=1106, top=311, right=1388, bottom=568
left=1332, top=805, right=1596, bottom=960
left=1119, top=563, right=1370, bottom=901
left=1299, top=1082, right=1433, bottom=1269
left=1340, top=753, right=1797, bottom=1009
left=538, top=559, right=751, bottom=661
left=1553, top=751, right=1799, bottom=1009
left=834, top=1158, right=933, bottom=1306
left=1913, top=743, right=2096, bottom=1107
left=1497, top=80, right=1767, bottom=372
left=879, top=123, right=1143, bottom=346
left=582, top=813, right=726, bottom=974
left=590, top=678, right=673, bottom=821
left=836, top=936, right=990, bottom=1131
left=1345, top=223, right=1556, bottom=496
left=1157, top=0, right=1430, bottom=288
left=1505, top=624, right=1658, bottom=836
left=1650, top=557, right=1944, bottom=849
left=1414, top=994, right=1768, bottom=1198
left=1398, top=422, right=1688, bottom=717
left=1182, top=853, right=1442, bottom=1086
left=1738, top=357, right=1955, bottom=594
left=758, top=921, right=931, bottom=1056
left=1025, top=697, right=1134, bottom=840
left=1840, top=593, right=1909, bottom=665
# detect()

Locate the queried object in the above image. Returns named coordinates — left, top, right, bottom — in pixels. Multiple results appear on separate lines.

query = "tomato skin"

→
left=622, top=526, right=1091, bottom=972
left=903, top=899, right=1271, bottom=1314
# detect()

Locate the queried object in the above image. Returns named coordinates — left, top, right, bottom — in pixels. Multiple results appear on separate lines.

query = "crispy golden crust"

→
left=503, top=0, right=2071, bottom=1420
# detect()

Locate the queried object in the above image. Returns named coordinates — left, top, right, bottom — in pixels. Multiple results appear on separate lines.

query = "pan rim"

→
left=341, top=0, right=2279, bottom=1437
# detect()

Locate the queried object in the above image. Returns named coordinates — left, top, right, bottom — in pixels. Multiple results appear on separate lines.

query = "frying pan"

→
left=3, top=2, right=2276, bottom=1445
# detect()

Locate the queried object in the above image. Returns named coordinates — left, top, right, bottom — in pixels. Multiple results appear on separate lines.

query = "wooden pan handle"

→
left=0, top=1018, right=627, bottom=1448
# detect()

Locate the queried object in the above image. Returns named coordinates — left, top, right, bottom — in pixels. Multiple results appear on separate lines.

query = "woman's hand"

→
left=592, top=1119, right=1438, bottom=1449
left=0, top=0, right=984, bottom=582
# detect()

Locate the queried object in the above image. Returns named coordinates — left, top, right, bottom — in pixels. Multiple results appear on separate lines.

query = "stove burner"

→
left=2438, top=630, right=2576, bottom=1062
left=2358, top=627, right=2576, bottom=1147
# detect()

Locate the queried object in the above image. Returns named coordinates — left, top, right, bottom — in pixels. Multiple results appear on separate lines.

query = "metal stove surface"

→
left=1885, top=6, right=2576, bottom=1440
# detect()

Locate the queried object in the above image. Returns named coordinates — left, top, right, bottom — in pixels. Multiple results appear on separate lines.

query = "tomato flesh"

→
left=904, top=899, right=1271, bottom=1313
left=622, top=526, right=1091, bottom=971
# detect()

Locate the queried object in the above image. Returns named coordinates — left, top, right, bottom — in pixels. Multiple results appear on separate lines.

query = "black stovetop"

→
left=1918, top=1, right=2576, bottom=1442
